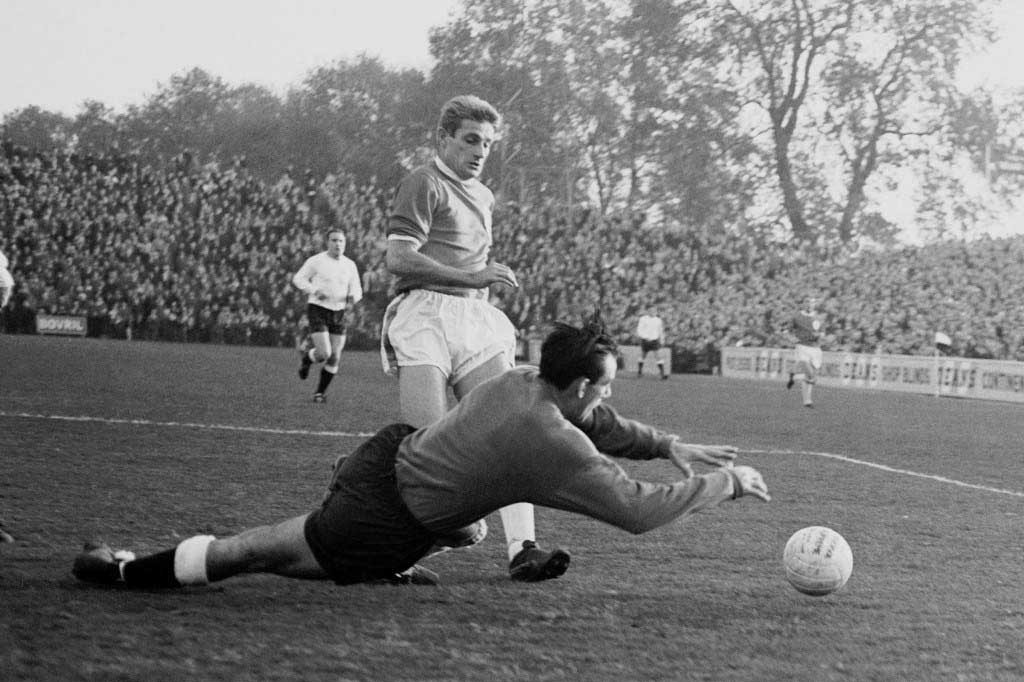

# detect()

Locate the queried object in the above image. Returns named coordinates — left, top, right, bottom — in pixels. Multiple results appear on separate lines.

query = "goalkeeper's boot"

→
left=72, top=542, right=134, bottom=585
left=509, top=540, right=570, bottom=582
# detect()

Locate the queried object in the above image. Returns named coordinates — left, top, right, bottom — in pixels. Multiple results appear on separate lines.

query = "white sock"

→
left=173, top=535, right=215, bottom=585
left=499, top=503, right=535, bottom=562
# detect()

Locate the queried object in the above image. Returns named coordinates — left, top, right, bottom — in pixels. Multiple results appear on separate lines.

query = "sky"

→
left=0, top=0, right=461, bottom=116
left=1, top=0, right=1021, bottom=117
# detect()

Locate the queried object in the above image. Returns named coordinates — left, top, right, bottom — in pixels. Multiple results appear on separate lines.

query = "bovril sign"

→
left=36, top=314, right=87, bottom=336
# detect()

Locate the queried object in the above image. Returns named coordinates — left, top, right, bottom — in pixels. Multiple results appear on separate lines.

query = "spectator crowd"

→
left=3, top=141, right=1023, bottom=369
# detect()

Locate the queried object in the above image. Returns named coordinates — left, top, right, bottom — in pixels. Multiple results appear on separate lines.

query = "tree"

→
left=286, top=55, right=432, bottom=188
left=1, top=106, right=73, bottom=152
left=122, top=68, right=231, bottom=162
left=712, top=0, right=999, bottom=244
left=428, top=0, right=756, bottom=231
left=214, top=84, right=286, bottom=178
left=70, top=100, right=124, bottom=155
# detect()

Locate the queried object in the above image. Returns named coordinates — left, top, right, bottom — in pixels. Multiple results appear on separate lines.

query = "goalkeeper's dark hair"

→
left=539, top=310, right=619, bottom=390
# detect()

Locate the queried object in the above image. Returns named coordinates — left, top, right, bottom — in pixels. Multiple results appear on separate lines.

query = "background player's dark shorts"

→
left=303, top=423, right=437, bottom=584
left=306, top=303, right=347, bottom=335
left=640, top=339, right=661, bottom=355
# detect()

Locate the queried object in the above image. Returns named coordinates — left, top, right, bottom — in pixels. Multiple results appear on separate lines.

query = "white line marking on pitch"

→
left=744, top=447, right=1024, bottom=499
left=0, top=411, right=375, bottom=438
left=4, top=411, right=1021, bottom=499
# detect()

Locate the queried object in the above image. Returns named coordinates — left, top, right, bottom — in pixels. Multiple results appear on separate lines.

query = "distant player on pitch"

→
left=636, top=308, right=668, bottom=379
left=0, top=248, right=15, bottom=542
left=786, top=296, right=824, bottom=408
left=0, top=248, right=13, bottom=310
left=292, top=228, right=363, bottom=403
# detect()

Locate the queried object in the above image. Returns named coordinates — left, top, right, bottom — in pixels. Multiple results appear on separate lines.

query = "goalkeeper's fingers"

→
left=666, top=448, right=694, bottom=478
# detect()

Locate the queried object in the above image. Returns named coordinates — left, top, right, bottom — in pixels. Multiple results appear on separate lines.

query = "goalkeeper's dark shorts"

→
left=304, top=423, right=436, bottom=584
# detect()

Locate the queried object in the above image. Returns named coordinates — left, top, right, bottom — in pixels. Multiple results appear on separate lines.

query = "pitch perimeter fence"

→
left=722, top=346, right=1024, bottom=404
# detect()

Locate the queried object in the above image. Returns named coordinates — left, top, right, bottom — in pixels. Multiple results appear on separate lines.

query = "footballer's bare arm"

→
left=386, top=240, right=518, bottom=289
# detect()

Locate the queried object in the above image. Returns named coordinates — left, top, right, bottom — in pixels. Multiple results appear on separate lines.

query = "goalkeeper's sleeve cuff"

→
left=728, top=469, right=743, bottom=500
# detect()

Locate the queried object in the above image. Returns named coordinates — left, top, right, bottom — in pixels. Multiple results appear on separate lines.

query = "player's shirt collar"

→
left=434, top=156, right=478, bottom=187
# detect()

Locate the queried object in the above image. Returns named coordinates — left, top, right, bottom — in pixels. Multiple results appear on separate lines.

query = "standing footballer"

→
left=292, top=228, right=363, bottom=403
left=786, top=295, right=824, bottom=408
left=0, top=248, right=13, bottom=310
left=380, top=95, right=567, bottom=581
left=636, top=308, right=668, bottom=380
left=0, top=247, right=15, bottom=543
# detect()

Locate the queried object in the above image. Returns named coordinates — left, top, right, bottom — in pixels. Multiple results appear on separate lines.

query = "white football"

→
left=783, top=526, right=852, bottom=596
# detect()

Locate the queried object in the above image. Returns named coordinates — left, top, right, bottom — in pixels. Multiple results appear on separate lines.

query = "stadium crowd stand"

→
left=3, top=142, right=1023, bottom=370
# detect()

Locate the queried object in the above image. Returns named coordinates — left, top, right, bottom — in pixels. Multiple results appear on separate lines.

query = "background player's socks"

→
left=316, top=368, right=335, bottom=394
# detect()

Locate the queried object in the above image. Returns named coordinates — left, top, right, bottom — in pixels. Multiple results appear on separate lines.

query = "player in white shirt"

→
left=0, top=248, right=15, bottom=542
left=0, top=249, right=13, bottom=310
left=636, top=310, right=668, bottom=380
left=292, top=229, right=363, bottom=403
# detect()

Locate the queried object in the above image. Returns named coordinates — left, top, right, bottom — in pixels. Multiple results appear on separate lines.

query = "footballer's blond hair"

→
left=437, top=95, right=502, bottom=138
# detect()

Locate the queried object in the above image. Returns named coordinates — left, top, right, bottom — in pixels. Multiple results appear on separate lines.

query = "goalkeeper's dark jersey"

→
left=394, top=366, right=736, bottom=535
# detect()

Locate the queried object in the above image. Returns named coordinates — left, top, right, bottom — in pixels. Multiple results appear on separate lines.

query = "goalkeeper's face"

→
left=569, top=354, right=617, bottom=423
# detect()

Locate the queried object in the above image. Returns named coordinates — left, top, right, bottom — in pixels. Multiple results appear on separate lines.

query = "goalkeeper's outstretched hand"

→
left=730, top=465, right=770, bottom=502
left=667, top=441, right=737, bottom=478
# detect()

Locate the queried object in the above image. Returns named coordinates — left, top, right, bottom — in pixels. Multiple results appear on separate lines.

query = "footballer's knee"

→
left=436, top=520, right=487, bottom=548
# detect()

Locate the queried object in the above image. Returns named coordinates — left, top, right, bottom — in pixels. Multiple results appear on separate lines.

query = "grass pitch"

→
left=2, top=334, right=1023, bottom=681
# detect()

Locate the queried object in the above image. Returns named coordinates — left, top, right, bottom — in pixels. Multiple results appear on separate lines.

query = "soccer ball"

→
left=783, top=526, right=852, bottom=596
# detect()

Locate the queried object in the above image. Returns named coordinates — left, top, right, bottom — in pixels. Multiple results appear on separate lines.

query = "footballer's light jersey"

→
left=0, top=250, right=12, bottom=289
left=791, top=310, right=822, bottom=345
left=636, top=315, right=664, bottom=341
left=387, top=157, right=494, bottom=296
left=395, top=366, right=735, bottom=535
left=292, top=252, right=363, bottom=311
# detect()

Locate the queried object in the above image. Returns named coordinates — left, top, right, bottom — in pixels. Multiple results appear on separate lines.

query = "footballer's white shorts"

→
left=381, top=289, right=516, bottom=384
left=794, top=344, right=823, bottom=381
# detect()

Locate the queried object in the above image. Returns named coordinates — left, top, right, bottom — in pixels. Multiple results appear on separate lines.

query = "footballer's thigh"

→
left=207, top=514, right=328, bottom=581
left=397, top=364, right=450, bottom=427
left=329, top=332, right=346, bottom=358
left=453, top=354, right=511, bottom=400
left=310, top=330, right=332, bottom=360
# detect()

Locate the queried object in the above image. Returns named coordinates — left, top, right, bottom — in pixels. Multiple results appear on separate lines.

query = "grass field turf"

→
left=2, top=334, right=1023, bottom=681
